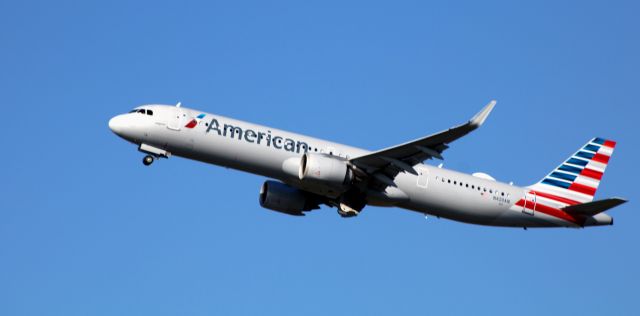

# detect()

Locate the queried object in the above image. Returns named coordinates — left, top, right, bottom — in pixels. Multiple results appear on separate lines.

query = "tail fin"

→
left=528, top=137, right=617, bottom=205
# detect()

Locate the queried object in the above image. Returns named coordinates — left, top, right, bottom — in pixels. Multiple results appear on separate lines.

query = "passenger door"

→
left=167, top=108, right=184, bottom=131
left=522, top=191, right=536, bottom=215
left=416, top=167, right=429, bottom=189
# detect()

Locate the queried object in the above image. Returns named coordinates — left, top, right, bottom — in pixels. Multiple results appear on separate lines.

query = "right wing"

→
left=349, top=101, right=496, bottom=185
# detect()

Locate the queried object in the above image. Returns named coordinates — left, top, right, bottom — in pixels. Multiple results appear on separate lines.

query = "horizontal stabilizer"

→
left=562, top=197, right=627, bottom=216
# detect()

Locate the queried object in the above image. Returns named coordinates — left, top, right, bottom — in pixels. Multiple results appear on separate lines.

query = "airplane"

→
left=108, top=101, right=626, bottom=228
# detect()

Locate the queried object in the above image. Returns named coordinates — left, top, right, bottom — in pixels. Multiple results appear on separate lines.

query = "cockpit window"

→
left=129, top=108, right=153, bottom=115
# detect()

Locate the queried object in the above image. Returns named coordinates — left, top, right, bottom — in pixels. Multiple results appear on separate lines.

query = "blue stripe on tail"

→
left=542, top=178, right=572, bottom=189
left=558, top=164, right=583, bottom=175
left=549, top=171, right=577, bottom=182
left=567, top=158, right=589, bottom=166
left=575, top=151, right=595, bottom=160
left=583, top=144, right=600, bottom=152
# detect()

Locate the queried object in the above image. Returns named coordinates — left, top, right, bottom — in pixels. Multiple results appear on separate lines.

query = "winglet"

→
left=469, top=100, right=496, bottom=127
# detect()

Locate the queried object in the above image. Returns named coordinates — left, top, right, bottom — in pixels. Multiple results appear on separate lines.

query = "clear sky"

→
left=1, top=1, right=638, bottom=315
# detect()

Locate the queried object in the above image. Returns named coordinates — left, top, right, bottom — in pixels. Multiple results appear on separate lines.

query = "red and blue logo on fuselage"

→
left=185, top=113, right=206, bottom=128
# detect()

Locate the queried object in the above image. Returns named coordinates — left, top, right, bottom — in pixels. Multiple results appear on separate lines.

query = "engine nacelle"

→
left=259, top=181, right=318, bottom=216
left=298, top=153, right=353, bottom=188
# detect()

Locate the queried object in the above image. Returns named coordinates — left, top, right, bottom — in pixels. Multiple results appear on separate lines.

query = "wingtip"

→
left=470, top=100, right=497, bottom=127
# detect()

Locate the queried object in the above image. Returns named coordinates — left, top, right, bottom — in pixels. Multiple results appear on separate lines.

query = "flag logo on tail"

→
left=530, top=137, right=616, bottom=204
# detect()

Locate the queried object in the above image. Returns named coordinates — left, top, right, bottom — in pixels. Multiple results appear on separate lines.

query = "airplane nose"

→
left=108, top=115, right=126, bottom=135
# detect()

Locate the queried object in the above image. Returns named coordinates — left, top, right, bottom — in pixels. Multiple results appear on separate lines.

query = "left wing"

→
left=349, top=101, right=496, bottom=182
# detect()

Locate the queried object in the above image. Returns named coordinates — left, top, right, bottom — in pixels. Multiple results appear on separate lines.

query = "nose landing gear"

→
left=142, top=155, right=154, bottom=166
left=138, top=144, right=170, bottom=166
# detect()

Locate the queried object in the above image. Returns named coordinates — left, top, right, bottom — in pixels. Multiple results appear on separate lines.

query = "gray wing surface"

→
left=349, top=101, right=496, bottom=183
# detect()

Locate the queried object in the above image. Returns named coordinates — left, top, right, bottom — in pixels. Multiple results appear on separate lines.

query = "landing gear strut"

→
left=142, top=155, right=154, bottom=166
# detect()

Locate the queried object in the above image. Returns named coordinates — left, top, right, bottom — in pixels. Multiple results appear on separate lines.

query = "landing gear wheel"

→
left=338, top=203, right=360, bottom=218
left=337, top=190, right=366, bottom=218
left=142, top=155, right=154, bottom=166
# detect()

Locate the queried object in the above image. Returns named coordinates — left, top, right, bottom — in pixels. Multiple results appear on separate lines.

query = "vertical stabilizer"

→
left=528, top=137, right=616, bottom=205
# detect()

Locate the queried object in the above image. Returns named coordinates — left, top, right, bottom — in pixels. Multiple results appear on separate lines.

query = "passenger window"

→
left=448, top=179, right=451, bottom=183
left=454, top=181, right=457, bottom=185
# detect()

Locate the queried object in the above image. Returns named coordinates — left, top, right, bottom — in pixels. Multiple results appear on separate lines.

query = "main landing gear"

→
left=338, top=203, right=360, bottom=218
left=142, top=155, right=154, bottom=166
left=336, top=190, right=367, bottom=218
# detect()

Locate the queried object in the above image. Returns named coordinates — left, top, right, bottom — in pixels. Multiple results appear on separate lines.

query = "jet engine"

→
left=259, top=181, right=319, bottom=216
left=298, top=153, right=353, bottom=188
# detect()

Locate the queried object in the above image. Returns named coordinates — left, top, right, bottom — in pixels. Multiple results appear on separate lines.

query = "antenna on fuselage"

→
left=176, top=102, right=182, bottom=108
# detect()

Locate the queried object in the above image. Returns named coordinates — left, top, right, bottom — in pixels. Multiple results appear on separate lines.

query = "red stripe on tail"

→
left=603, top=140, right=616, bottom=148
left=592, top=153, right=610, bottom=164
left=569, top=182, right=596, bottom=196
left=580, top=168, right=603, bottom=180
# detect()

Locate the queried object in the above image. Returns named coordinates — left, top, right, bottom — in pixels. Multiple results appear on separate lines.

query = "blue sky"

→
left=1, top=1, right=638, bottom=315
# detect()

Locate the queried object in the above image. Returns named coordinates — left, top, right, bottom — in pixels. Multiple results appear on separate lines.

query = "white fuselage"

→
left=109, top=104, right=609, bottom=228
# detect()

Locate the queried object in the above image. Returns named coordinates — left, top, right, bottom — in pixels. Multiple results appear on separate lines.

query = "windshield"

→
left=129, top=109, right=153, bottom=116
